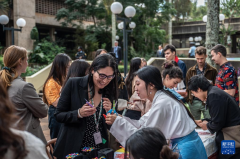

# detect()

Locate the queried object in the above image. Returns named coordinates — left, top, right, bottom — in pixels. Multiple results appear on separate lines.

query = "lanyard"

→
left=90, top=91, right=103, bottom=132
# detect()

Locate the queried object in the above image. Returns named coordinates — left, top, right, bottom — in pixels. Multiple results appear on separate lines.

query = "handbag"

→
left=222, top=125, right=240, bottom=148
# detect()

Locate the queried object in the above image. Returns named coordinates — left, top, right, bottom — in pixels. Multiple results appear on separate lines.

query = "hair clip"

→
left=2, top=67, right=11, bottom=71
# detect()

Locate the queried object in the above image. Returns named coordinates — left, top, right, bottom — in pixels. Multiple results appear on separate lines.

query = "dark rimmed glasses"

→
left=96, top=70, right=115, bottom=80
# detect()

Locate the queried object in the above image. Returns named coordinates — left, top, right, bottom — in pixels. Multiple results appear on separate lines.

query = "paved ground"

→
left=40, top=116, right=50, bottom=141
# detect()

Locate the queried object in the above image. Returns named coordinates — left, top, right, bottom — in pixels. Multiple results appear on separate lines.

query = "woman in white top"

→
left=106, top=65, right=207, bottom=159
left=0, top=80, right=48, bottom=159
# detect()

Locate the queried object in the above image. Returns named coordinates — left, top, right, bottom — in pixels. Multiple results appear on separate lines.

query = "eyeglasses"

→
left=96, top=70, right=115, bottom=80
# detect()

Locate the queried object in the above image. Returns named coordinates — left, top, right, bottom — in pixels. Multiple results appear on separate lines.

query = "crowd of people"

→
left=0, top=43, right=240, bottom=159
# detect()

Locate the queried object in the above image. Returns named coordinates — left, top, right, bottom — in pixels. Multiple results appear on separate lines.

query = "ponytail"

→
left=160, top=145, right=179, bottom=159
left=0, top=46, right=27, bottom=89
left=0, top=68, right=15, bottom=89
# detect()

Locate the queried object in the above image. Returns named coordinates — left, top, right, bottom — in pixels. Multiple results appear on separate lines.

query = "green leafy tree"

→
left=56, top=0, right=175, bottom=60
left=55, top=0, right=107, bottom=27
left=173, top=0, right=192, bottom=21
left=116, top=0, right=175, bottom=58
left=219, top=0, right=240, bottom=47
left=190, top=0, right=207, bottom=21
left=56, top=0, right=111, bottom=58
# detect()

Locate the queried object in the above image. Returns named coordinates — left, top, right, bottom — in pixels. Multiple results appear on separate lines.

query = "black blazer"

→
left=53, top=75, right=109, bottom=159
left=111, top=46, right=122, bottom=60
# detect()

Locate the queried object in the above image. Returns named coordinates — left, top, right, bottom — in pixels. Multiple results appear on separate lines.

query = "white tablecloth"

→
left=196, top=128, right=218, bottom=157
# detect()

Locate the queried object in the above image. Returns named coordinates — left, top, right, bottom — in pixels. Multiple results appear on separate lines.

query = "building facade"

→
left=0, top=0, right=94, bottom=52
left=166, top=18, right=240, bottom=53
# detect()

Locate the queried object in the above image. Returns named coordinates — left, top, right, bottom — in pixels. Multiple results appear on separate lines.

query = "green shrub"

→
left=21, top=65, right=47, bottom=77
left=118, top=65, right=130, bottom=73
left=29, top=39, right=66, bottom=64
left=30, top=26, right=39, bottom=41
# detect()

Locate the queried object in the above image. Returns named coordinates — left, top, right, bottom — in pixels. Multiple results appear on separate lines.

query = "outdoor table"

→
left=196, top=128, right=218, bottom=159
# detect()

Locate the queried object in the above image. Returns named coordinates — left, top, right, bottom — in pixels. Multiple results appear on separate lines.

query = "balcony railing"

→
left=162, top=17, right=240, bottom=35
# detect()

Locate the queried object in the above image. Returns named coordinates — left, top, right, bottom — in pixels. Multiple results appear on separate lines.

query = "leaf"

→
left=36, top=53, right=45, bottom=59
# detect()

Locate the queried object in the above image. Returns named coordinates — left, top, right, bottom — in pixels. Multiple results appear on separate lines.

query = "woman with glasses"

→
left=53, top=54, right=118, bottom=159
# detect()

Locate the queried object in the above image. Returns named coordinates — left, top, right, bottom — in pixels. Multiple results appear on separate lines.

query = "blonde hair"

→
left=0, top=45, right=27, bottom=89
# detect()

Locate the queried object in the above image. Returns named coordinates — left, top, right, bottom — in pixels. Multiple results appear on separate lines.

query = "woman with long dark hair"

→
left=62, top=59, right=90, bottom=88
left=0, top=81, right=48, bottom=159
left=43, top=53, right=72, bottom=139
left=53, top=54, right=118, bottom=158
left=106, top=65, right=207, bottom=159
left=125, top=57, right=150, bottom=119
left=0, top=45, right=48, bottom=144
left=125, top=128, right=178, bottom=159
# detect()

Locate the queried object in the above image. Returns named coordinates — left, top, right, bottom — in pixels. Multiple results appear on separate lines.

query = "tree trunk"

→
left=112, top=12, right=116, bottom=47
left=168, top=0, right=172, bottom=45
left=205, top=0, right=219, bottom=67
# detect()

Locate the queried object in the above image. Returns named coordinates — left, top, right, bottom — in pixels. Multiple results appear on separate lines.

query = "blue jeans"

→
left=48, top=105, right=61, bottom=139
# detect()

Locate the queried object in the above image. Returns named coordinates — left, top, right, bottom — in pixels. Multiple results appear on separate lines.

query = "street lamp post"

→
left=111, top=2, right=136, bottom=77
left=0, top=15, right=26, bottom=45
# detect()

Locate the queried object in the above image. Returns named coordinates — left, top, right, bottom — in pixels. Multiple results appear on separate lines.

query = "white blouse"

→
left=110, top=90, right=196, bottom=147
left=4, top=128, right=48, bottom=159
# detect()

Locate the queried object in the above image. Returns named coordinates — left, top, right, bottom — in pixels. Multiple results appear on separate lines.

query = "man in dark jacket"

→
left=186, top=46, right=218, bottom=120
left=188, top=75, right=240, bottom=159
left=111, top=41, right=122, bottom=64
left=75, top=46, right=86, bottom=59
left=163, top=44, right=187, bottom=80
left=156, top=45, right=164, bottom=57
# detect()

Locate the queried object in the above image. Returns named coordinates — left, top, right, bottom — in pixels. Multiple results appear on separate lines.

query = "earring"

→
left=150, top=91, right=152, bottom=94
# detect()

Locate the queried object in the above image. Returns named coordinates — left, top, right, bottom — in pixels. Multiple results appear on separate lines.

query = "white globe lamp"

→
left=0, top=15, right=9, bottom=25
left=129, top=22, right=136, bottom=29
left=124, top=6, right=136, bottom=18
left=111, top=2, right=123, bottom=14
left=16, top=18, right=26, bottom=27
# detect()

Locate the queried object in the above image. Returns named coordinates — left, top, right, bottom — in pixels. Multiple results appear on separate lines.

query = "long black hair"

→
left=135, top=65, right=163, bottom=91
left=62, top=59, right=90, bottom=88
left=88, top=54, right=118, bottom=101
left=126, top=57, right=142, bottom=98
left=125, top=128, right=178, bottom=159
left=135, top=66, right=196, bottom=125
left=43, top=53, right=71, bottom=105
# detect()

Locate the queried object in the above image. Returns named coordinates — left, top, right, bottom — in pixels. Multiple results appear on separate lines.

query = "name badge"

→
left=93, top=132, right=102, bottom=145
